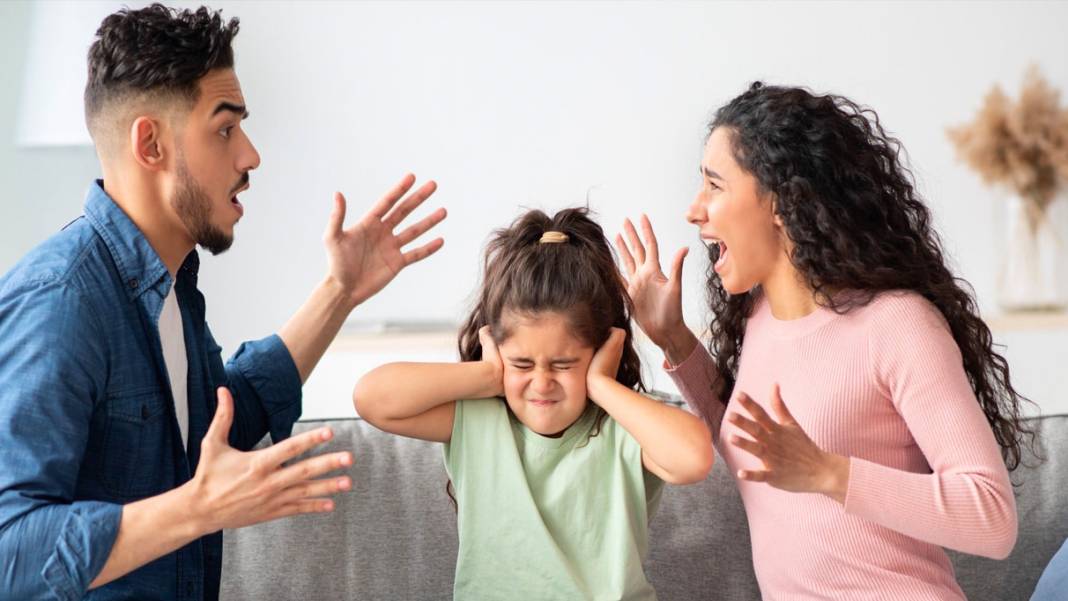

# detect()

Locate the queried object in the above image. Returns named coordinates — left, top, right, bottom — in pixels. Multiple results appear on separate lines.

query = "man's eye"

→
left=511, top=363, right=533, bottom=371
left=553, top=365, right=572, bottom=372
left=220, top=126, right=234, bottom=139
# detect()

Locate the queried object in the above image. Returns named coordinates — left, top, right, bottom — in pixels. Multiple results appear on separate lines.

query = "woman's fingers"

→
left=639, top=214, right=660, bottom=265
left=737, top=469, right=771, bottom=483
left=769, top=383, right=798, bottom=426
left=736, top=393, right=779, bottom=431
left=728, top=411, right=766, bottom=439
left=729, top=434, right=766, bottom=460
left=668, top=246, right=689, bottom=284
left=615, top=234, right=637, bottom=277
left=622, top=218, right=647, bottom=265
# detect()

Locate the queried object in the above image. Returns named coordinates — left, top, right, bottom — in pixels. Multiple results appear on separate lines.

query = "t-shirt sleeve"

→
left=608, top=408, right=666, bottom=513
left=443, top=399, right=466, bottom=480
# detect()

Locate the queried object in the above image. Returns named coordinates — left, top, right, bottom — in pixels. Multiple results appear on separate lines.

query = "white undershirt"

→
left=159, top=285, right=189, bottom=450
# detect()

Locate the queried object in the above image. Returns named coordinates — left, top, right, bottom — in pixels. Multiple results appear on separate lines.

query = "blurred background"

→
left=1, top=0, right=1065, bottom=419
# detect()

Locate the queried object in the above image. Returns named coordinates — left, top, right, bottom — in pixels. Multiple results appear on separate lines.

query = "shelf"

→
left=330, top=309, right=1068, bottom=353
left=985, top=311, right=1068, bottom=332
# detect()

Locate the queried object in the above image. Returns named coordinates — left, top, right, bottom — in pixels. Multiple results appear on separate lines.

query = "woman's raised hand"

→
left=615, top=215, right=696, bottom=364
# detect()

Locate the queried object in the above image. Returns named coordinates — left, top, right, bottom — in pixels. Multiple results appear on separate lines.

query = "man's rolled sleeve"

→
left=205, top=327, right=302, bottom=451
left=0, top=279, right=117, bottom=599
left=39, top=501, right=122, bottom=600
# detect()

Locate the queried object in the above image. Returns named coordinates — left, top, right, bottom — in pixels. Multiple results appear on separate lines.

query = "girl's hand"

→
left=727, top=384, right=850, bottom=504
left=477, top=326, right=505, bottom=398
left=615, top=215, right=695, bottom=363
left=587, top=327, right=626, bottom=391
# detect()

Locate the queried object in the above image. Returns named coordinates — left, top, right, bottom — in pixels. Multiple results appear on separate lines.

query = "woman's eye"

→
left=707, top=180, right=720, bottom=191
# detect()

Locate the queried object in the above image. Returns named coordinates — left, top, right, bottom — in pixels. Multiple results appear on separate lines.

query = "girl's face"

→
left=687, top=127, right=789, bottom=295
left=497, top=311, right=595, bottom=437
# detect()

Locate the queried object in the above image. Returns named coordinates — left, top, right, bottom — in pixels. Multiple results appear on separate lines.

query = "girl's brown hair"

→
left=457, top=207, right=644, bottom=393
left=446, top=207, right=645, bottom=508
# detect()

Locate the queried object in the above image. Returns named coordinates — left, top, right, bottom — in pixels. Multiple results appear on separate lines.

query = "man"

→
left=0, top=4, right=446, bottom=599
left=1031, top=538, right=1068, bottom=600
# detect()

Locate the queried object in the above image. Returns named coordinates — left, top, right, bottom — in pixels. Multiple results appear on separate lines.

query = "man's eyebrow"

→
left=212, top=101, right=249, bottom=119
left=700, top=166, right=723, bottom=181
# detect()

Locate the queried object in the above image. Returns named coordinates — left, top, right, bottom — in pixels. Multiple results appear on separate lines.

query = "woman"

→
left=617, top=82, right=1030, bottom=600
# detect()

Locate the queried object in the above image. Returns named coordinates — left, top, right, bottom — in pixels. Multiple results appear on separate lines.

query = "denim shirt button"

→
left=127, top=278, right=139, bottom=290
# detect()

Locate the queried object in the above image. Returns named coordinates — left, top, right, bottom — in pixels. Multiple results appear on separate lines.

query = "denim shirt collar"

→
left=83, top=180, right=200, bottom=301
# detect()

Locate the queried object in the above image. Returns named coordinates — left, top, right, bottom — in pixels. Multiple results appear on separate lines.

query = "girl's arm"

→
left=353, top=327, right=503, bottom=443
left=586, top=329, right=714, bottom=485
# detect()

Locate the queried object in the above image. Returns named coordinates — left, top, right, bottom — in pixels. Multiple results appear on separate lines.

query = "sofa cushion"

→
left=221, top=413, right=1066, bottom=600
left=949, top=413, right=1068, bottom=601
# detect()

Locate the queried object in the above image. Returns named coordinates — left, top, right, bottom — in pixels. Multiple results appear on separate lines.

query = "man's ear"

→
left=129, top=116, right=168, bottom=171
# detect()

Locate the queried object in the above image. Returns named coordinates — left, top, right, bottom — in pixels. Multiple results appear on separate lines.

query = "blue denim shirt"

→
left=0, top=181, right=303, bottom=600
left=1031, top=538, right=1068, bottom=601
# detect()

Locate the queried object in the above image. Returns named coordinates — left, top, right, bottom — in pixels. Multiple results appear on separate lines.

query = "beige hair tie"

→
left=539, top=231, right=569, bottom=244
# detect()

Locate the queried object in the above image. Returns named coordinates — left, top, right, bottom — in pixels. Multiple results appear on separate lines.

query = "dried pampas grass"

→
left=948, top=66, right=1068, bottom=220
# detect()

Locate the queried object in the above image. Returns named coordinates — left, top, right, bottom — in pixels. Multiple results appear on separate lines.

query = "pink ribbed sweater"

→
left=666, top=291, right=1017, bottom=601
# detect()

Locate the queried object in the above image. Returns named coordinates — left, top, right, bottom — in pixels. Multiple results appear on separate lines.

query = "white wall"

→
left=2, top=1, right=1066, bottom=415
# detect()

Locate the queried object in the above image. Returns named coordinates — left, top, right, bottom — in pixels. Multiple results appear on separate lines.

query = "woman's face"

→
left=497, top=311, right=594, bottom=438
left=686, top=127, right=788, bottom=295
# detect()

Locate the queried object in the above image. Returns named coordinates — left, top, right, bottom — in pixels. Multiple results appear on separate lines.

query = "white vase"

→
left=998, top=194, right=1067, bottom=312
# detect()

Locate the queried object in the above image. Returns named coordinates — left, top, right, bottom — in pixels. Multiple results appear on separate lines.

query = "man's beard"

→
left=173, top=155, right=234, bottom=256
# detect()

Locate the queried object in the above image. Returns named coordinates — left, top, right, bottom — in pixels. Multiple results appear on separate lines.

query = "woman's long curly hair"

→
left=703, top=82, right=1034, bottom=470
left=458, top=207, right=644, bottom=401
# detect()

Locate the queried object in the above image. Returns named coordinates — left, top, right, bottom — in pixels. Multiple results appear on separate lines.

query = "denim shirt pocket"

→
left=100, top=388, right=172, bottom=498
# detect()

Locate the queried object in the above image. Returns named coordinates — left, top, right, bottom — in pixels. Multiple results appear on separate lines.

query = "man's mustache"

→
left=230, top=173, right=250, bottom=195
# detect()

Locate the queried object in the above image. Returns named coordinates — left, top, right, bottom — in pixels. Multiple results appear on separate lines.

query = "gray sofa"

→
left=221, top=402, right=1067, bottom=600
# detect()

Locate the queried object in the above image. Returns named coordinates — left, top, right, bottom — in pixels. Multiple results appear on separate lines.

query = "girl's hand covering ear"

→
left=477, top=325, right=505, bottom=398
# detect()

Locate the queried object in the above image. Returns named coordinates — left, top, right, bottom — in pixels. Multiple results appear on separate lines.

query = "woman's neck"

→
left=761, top=258, right=818, bottom=321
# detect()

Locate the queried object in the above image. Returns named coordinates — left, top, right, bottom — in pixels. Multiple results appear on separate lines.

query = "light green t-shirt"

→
left=443, top=398, right=665, bottom=601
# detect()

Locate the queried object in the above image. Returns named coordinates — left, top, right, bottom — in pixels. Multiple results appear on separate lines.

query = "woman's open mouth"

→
left=714, top=240, right=729, bottom=272
left=704, top=237, right=729, bottom=272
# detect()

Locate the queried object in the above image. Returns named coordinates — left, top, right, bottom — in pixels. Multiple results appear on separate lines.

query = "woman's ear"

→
left=770, top=195, right=785, bottom=227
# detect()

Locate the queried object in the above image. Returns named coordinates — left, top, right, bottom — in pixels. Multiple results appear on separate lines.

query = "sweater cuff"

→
left=842, top=456, right=884, bottom=520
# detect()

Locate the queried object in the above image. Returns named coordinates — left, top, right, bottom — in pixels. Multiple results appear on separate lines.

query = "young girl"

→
left=618, top=82, right=1027, bottom=599
left=354, top=208, right=713, bottom=600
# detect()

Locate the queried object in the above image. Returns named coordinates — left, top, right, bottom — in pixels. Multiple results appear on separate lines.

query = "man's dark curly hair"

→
left=701, top=82, right=1035, bottom=471
left=84, top=3, right=239, bottom=142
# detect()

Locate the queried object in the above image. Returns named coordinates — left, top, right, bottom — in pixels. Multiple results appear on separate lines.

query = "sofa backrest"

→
left=221, top=412, right=1067, bottom=600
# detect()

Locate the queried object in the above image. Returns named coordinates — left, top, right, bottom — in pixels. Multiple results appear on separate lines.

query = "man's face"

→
left=171, top=68, right=259, bottom=255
